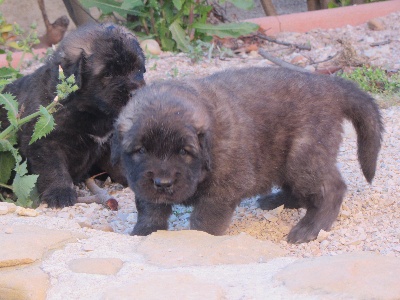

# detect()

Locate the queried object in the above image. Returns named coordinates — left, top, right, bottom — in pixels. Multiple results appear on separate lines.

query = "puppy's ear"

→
left=198, top=130, right=212, bottom=173
left=60, top=51, right=86, bottom=88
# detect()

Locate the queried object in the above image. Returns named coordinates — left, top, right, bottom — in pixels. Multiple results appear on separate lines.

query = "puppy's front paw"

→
left=131, top=221, right=165, bottom=236
left=286, top=222, right=322, bottom=244
left=42, top=187, right=77, bottom=208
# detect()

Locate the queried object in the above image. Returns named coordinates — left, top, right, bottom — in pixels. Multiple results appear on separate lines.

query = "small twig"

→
left=38, top=0, right=51, bottom=28
left=258, top=49, right=311, bottom=73
left=310, top=52, right=339, bottom=65
left=257, top=33, right=312, bottom=51
left=76, top=177, right=118, bottom=210
left=370, top=40, right=391, bottom=47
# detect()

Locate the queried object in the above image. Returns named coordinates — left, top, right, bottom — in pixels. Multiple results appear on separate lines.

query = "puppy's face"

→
left=116, top=90, right=212, bottom=204
left=57, top=23, right=146, bottom=117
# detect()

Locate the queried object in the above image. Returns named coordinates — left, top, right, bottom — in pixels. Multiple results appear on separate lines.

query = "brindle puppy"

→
left=0, top=23, right=146, bottom=207
left=114, top=67, right=383, bottom=244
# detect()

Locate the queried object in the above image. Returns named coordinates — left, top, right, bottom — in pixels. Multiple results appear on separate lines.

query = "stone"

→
left=275, top=252, right=400, bottom=299
left=0, top=265, right=50, bottom=300
left=76, top=216, right=92, bottom=228
left=102, top=273, right=225, bottom=300
left=68, top=258, right=123, bottom=275
left=0, top=206, right=8, bottom=215
left=367, top=18, right=386, bottom=31
left=0, top=225, right=78, bottom=268
left=140, top=39, right=162, bottom=55
left=316, top=230, right=329, bottom=242
left=290, top=55, right=307, bottom=66
left=137, top=230, right=285, bottom=267
left=3, top=202, right=17, bottom=213
left=16, top=207, right=38, bottom=217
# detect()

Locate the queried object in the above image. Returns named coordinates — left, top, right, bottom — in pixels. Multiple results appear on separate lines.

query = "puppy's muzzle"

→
left=153, top=177, right=174, bottom=189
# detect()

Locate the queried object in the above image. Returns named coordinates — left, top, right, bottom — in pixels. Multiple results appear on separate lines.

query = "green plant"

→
left=340, top=66, right=400, bottom=96
left=80, top=0, right=259, bottom=52
left=0, top=67, right=78, bottom=207
left=328, top=0, right=386, bottom=8
left=187, top=39, right=233, bottom=63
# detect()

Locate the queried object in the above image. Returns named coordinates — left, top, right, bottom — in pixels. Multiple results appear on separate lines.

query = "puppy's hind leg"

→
left=131, top=197, right=172, bottom=236
left=287, top=167, right=347, bottom=244
left=258, top=184, right=303, bottom=210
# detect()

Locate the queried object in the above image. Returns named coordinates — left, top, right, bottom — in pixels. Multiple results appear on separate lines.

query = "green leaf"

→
left=226, top=0, right=254, bottom=10
left=172, top=0, right=185, bottom=10
left=121, top=0, right=142, bottom=10
left=0, top=151, right=15, bottom=184
left=169, top=20, right=190, bottom=52
left=0, top=67, right=21, bottom=80
left=0, top=139, right=20, bottom=162
left=29, top=106, right=55, bottom=145
left=14, top=160, right=28, bottom=176
left=192, top=22, right=259, bottom=38
left=80, top=0, right=144, bottom=17
left=12, top=174, right=38, bottom=207
left=0, top=93, right=18, bottom=128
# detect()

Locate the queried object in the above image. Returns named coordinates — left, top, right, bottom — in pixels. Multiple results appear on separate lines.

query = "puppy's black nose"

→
left=154, top=177, right=173, bottom=189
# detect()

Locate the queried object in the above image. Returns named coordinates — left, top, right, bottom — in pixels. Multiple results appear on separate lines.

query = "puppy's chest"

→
left=88, top=131, right=112, bottom=146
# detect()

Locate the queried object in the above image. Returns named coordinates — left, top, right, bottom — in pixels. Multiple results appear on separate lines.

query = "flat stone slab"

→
left=0, top=225, right=79, bottom=268
left=137, top=230, right=286, bottom=267
left=275, top=252, right=400, bottom=299
left=0, top=265, right=49, bottom=300
left=102, top=273, right=226, bottom=300
left=68, top=258, right=124, bottom=275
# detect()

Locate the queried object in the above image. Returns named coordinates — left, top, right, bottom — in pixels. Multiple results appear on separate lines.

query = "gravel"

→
left=15, top=11, right=400, bottom=258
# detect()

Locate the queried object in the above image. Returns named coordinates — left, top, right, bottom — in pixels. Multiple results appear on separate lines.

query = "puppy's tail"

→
left=337, top=77, right=384, bottom=183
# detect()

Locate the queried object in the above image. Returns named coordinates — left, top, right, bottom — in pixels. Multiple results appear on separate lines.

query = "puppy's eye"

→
left=133, top=147, right=146, bottom=154
left=179, top=148, right=188, bottom=156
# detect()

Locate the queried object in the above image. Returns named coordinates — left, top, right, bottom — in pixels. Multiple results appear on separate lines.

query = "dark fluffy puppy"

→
left=0, top=23, right=145, bottom=207
left=114, top=67, right=383, bottom=243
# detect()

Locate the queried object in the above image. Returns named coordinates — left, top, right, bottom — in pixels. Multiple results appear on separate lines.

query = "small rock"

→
left=340, top=210, right=351, bottom=218
left=0, top=202, right=17, bottom=213
left=304, top=65, right=315, bottom=72
left=317, top=230, right=330, bottom=242
left=290, top=55, right=307, bottom=66
left=249, top=50, right=259, bottom=58
left=140, top=39, right=162, bottom=55
left=76, top=217, right=92, bottom=229
left=17, top=208, right=39, bottom=217
left=0, top=206, right=8, bottom=215
left=367, top=18, right=386, bottom=31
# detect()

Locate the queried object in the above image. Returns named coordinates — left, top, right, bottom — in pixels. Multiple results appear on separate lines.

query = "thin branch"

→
left=258, top=49, right=311, bottom=73
left=310, top=52, right=339, bottom=65
left=370, top=40, right=391, bottom=47
left=257, top=33, right=312, bottom=51
left=37, top=0, right=51, bottom=28
left=76, top=177, right=118, bottom=210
